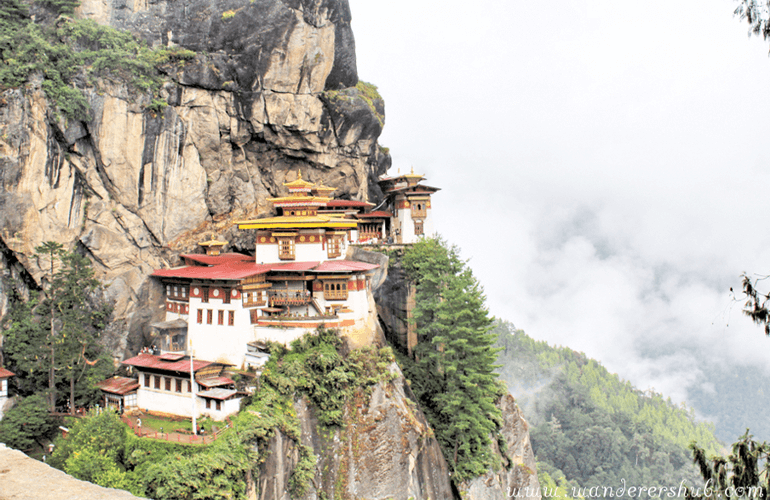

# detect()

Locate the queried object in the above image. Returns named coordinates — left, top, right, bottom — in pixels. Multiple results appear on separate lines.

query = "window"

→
left=250, top=309, right=259, bottom=324
left=327, top=235, right=342, bottom=258
left=228, top=310, right=235, bottom=326
left=215, top=400, right=222, bottom=411
left=173, top=285, right=178, bottom=296
left=278, top=237, right=295, bottom=260
left=166, top=285, right=171, bottom=296
left=206, top=399, right=211, bottom=409
left=207, top=309, right=213, bottom=324
left=414, top=220, right=424, bottom=236
left=154, top=376, right=160, bottom=389
left=218, top=310, right=224, bottom=325
left=223, top=289, right=231, bottom=304
left=165, top=378, right=171, bottom=391
left=176, top=379, right=182, bottom=393
left=412, top=201, right=427, bottom=218
left=186, top=380, right=191, bottom=393
left=144, top=374, right=150, bottom=387
left=323, top=280, right=348, bottom=300
left=197, top=309, right=203, bottom=324
left=202, top=287, right=209, bottom=303
left=181, top=287, right=187, bottom=298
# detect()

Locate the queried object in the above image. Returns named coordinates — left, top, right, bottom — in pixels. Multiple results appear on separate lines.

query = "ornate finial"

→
left=297, top=170, right=302, bottom=180
left=411, top=166, right=414, bottom=174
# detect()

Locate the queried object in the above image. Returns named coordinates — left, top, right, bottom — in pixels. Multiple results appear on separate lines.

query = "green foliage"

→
left=399, top=236, right=503, bottom=482
left=0, top=9, right=194, bottom=120
left=262, top=328, right=395, bottom=427
left=688, top=431, right=769, bottom=500
left=494, top=321, right=723, bottom=499
left=3, top=244, right=111, bottom=411
left=39, top=0, right=81, bottom=15
left=0, top=394, right=59, bottom=450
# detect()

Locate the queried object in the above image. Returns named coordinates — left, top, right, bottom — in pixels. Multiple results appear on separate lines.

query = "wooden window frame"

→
left=165, top=377, right=171, bottom=391
left=218, top=310, right=224, bottom=325
left=278, top=237, right=295, bottom=260
left=228, top=310, right=235, bottom=326
left=175, top=379, right=182, bottom=393
left=202, top=287, right=209, bottom=303
left=223, top=289, right=231, bottom=304
left=207, top=309, right=213, bottom=324
left=197, top=309, right=203, bottom=324
left=154, top=376, right=160, bottom=389
left=144, top=374, right=150, bottom=387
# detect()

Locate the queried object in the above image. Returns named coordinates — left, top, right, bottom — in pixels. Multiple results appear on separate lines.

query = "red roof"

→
left=123, top=353, right=224, bottom=373
left=357, top=211, right=392, bottom=219
left=153, top=259, right=378, bottom=280
left=182, top=253, right=252, bottom=266
left=326, top=200, right=373, bottom=208
left=0, top=367, right=14, bottom=378
left=270, top=261, right=320, bottom=272
left=310, top=260, right=379, bottom=273
left=97, top=377, right=140, bottom=395
left=152, top=261, right=274, bottom=280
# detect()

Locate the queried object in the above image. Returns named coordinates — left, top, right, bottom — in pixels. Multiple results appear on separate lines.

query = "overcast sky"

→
left=348, top=0, right=770, bottom=426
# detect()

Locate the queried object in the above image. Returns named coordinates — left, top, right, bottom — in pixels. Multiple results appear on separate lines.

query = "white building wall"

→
left=135, top=374, right=240, bottom=421
left=255, top=239, right=349, bottom=264
left=188, top=296, right=253, bottom=368
left=0, top=379, right=7, bottom=421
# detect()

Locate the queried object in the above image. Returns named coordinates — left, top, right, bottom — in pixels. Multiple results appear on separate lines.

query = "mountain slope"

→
left=493, top=321, right=722, bottom=497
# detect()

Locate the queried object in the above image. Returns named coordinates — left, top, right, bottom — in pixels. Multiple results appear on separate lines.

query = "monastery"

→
left=97, top=170, right=439, bottom=420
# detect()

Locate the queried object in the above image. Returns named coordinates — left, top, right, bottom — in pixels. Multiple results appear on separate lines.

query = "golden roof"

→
left=312, top=183, right=336, bottom=197
left=282, top=170, right=315, bottom=190
left=199, top=238, right=228, bottom=247
left=236, top=214, right=358, bottom=230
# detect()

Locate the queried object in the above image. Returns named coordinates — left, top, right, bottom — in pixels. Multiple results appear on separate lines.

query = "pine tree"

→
left=3, top=243, right=111, bottom=412
left=402, top=237, right=504, bottom=481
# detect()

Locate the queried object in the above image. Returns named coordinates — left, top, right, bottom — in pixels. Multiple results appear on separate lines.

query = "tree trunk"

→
left=70, top=372, right=75, bottom=415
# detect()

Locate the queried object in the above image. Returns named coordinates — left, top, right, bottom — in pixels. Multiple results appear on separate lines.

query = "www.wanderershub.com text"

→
left=509, top=479, right=762, bottom=498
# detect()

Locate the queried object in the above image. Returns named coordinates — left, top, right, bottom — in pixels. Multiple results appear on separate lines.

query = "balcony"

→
left=267, top=290, right=313, bottom=307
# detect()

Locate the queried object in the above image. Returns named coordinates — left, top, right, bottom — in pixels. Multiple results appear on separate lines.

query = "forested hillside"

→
left=494, top=321, right=723, bottom=498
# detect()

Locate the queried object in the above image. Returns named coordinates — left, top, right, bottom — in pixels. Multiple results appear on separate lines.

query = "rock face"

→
left=459, top=394, right=542, bottom=500
left=0, top=0, right=390, bottom=353
left=260, top=363, right=455, bottom=500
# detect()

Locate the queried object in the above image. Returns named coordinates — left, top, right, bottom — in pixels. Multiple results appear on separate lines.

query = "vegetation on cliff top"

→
left=398, top=236, right=506, bottom=482
left=0, top=0, right=193, bottom=120
left=494, top=321, right=722, bottom=499
left=45, top=328, right=396, bottom=499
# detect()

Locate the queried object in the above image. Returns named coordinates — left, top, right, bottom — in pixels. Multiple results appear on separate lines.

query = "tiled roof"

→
left=356, top=211, right=392, bottom=218
left=97, top=377, right=140, bottom=395
left=153, top=259, right=378, bottom=280
left=181, top=253, right=252, bottom=266
left=0, top=367, right=15, bottom=378
left=270, top=261, right=320, bottom=272
left=326, top=200, right=373, bottom=208
left=197, top=388, right=240, bottom=400
left=122, top=353, right=223, bottom=373
left=197, top=377, right=235, bottom=388
left=310, top=260, right=379, bottom=273
left=152, top=261, right=273, bottom=280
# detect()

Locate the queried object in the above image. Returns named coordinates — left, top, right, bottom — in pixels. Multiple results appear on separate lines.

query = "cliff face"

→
left=0, top=0, right=389, bottom=352
left=257, top=365, right=541, bottom=500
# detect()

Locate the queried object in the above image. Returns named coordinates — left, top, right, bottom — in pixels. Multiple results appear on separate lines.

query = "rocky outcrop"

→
left=0, top=0, right=390, bottom=355
left=459, top=394, right=542, bottom=500
left=0, top=443, right=146, bottom=500
left=258, top=363, right=455, bottom=500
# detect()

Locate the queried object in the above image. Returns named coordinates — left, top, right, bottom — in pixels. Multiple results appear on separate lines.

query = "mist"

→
left=348, top=0, right=770, bottom=441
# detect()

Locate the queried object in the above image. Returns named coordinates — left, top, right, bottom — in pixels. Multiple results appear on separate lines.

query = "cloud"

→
left=349, top=0, right=770, bottom=437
